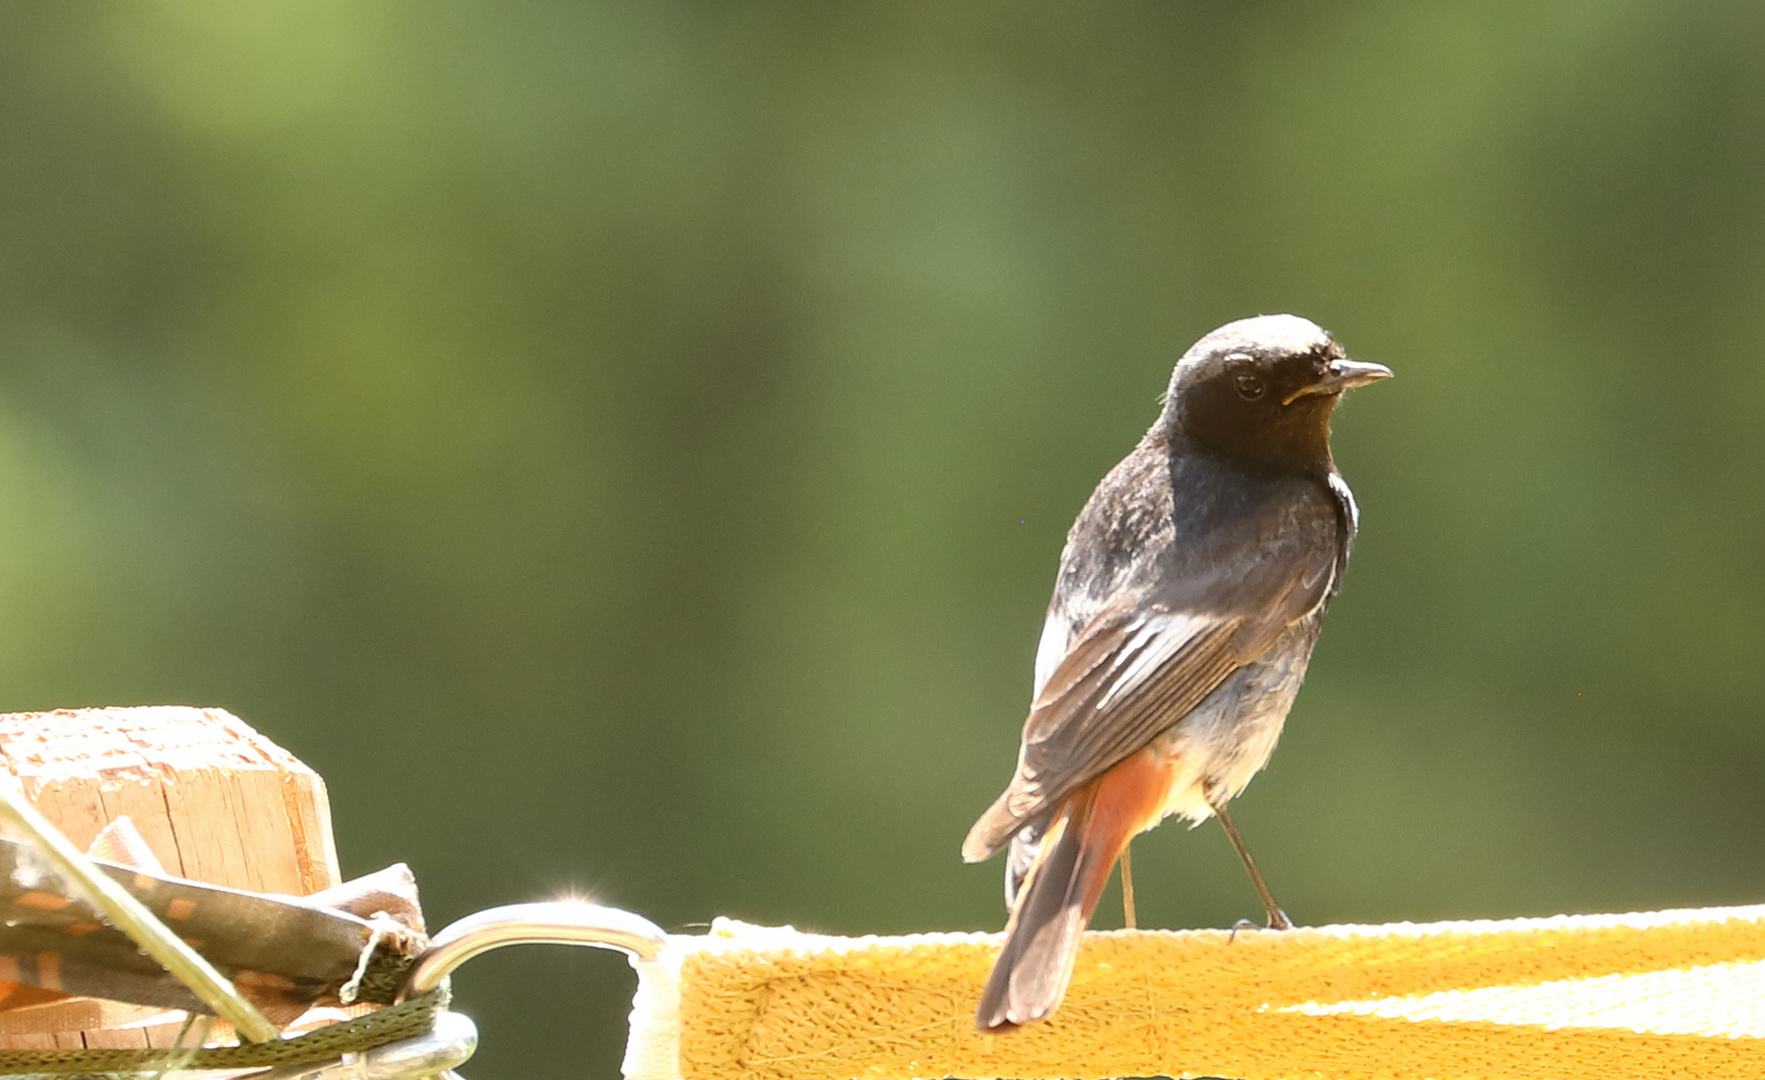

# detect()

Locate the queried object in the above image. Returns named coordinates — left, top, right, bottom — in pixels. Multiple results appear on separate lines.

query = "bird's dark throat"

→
left=1173, top=392, right=1338, bottom=475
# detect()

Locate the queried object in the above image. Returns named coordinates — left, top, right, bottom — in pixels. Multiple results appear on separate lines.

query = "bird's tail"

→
left=975, top=748, right=1167, bottom=1032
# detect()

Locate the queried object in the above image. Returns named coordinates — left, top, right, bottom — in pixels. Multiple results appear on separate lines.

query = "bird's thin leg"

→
left=1119, top=840, right=1137, bottom=929
left=1212, top=800, right=1292, bottom=930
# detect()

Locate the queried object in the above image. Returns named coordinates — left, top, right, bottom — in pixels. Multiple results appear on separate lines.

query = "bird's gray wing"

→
left=962, top=538, right=1336, bottom=863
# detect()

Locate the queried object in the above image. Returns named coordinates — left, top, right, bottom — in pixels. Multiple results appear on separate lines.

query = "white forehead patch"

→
left=1180, top=313, right=1330, bottom=371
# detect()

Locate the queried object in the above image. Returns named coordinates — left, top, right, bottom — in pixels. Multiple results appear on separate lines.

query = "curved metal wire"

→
left=404, top=901, right=670, bottom=998
left=244, top=1010, right=477, bottom=1080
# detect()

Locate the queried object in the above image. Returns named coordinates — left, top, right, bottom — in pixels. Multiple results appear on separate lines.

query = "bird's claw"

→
left=1228, top=911, right=1293, bottom=942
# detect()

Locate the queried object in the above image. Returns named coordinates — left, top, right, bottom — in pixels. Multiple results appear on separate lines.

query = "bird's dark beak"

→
left=1283, top=358, right=1394, bottom=404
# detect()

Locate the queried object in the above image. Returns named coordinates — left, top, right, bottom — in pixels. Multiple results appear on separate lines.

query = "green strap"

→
left=0, top=986, right=448, bottom=1076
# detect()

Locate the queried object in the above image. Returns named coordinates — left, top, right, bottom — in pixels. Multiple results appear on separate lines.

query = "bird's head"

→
left=1161, top=314, right=1391, bottom=471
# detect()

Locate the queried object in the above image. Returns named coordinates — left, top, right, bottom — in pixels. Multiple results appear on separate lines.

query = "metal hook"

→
left=404, top=901, right=670, bottom=998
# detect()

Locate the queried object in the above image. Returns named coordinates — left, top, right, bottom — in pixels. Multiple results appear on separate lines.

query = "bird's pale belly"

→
left=1143, top=616, right=1322, bottom=828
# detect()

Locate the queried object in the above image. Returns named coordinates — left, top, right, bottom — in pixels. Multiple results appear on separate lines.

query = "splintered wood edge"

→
left=0, top=706, right=346, bottom=1039
left=0, top=707, right=342, bottom=893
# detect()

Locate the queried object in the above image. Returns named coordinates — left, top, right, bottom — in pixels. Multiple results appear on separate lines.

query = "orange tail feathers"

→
left=975, top=747, right=1170, bottom=1032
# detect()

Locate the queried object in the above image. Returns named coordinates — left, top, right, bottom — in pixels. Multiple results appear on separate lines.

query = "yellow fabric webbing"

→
left=622, top=904, right=1765, bottom=1080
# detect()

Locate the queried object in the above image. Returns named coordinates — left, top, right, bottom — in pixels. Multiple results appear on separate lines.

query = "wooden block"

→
left=0, top=707, right=345, bottom=1044
left=0, top=997, right=170, bottom=1037
left=0, top=1006, right=207, bottom=1050
left=0, top=707, right=340, bottom=896
left=79, top=1026, right=151, bottom=1049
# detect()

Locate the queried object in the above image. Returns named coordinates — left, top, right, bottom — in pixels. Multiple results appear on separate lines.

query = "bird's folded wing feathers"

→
left=963, top=545, right=1336, bottom=863
left=961, top=612, right=1238, bottom=861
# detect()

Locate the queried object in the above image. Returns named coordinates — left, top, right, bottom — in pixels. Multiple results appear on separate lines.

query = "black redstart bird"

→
left=963, top=314, right=1390, bottom=1031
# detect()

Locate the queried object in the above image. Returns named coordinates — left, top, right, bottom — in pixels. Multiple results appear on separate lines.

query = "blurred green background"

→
left=4, top=2, right=1765, bottom=1075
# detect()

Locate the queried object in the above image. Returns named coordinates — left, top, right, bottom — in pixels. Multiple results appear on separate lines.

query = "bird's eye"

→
left=1234, top=374, right=1265, bottom=400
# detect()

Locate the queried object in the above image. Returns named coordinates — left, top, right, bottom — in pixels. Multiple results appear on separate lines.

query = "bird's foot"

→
left=1228, top=910, right=1293, bottom=942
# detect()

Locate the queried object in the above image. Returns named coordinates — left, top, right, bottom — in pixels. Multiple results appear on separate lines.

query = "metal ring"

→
left=404, top=901, right=669, bottom=998
left=244, top=1009, right=478, bottom=1080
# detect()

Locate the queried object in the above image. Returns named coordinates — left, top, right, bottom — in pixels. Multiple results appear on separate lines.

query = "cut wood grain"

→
left=0, top=706, right=339, bottom=895
left=0, top=706, right=344, bottom=1046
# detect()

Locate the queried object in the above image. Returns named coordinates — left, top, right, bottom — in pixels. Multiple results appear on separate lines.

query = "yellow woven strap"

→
left=622, top=904, right=1765, bottom=1080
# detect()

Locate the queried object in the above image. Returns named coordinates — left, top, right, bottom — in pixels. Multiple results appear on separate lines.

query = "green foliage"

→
left=3, top=2, right=1765, bottom=1075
